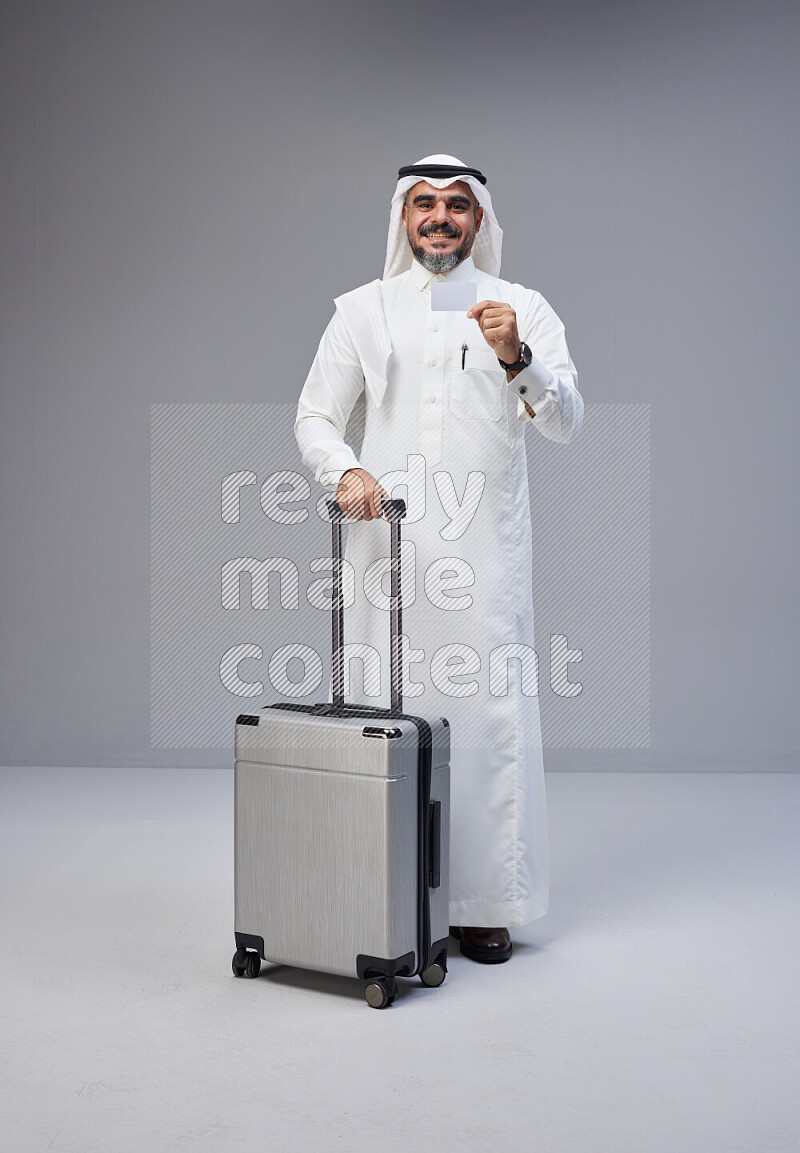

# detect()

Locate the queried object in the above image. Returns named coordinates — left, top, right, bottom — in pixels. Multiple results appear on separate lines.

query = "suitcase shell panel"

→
left=234, top=709, right=449, bottom=979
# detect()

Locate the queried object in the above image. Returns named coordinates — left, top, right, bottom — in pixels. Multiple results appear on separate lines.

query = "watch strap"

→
left=498, top=342, right=532, bottom=372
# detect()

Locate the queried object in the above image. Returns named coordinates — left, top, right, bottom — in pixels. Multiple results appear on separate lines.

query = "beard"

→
left=409, top=220, right=476, bottom=274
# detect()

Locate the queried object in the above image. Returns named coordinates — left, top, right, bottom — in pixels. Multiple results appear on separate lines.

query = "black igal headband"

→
left=398, top=164, right=488, bottom=186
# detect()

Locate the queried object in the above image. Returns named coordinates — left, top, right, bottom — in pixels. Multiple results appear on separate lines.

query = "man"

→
left=295, top=155, right=582, bottom=964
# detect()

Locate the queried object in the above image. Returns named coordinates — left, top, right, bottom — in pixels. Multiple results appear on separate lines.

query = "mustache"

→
left=419, top=221, right=462, bottom=238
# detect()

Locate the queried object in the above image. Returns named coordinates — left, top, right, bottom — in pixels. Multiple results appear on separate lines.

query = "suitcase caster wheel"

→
left=365, top=980, right=391, bottom=1009
left=420, top=962, right=446, bottom=987
left=232, top=948, right=248, bottom=977
left=243, top=952, right=261, bottom=979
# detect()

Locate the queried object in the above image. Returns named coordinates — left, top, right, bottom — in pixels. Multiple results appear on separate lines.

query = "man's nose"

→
left=431, top=202, right=450, bottom=222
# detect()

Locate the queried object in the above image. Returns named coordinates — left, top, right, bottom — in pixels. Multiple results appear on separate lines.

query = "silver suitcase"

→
left=232, top=498, right=451, bottom=1008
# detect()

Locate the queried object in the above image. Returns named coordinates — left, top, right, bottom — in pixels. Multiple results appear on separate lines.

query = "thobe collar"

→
left=409, top=255, right=477, bottom=293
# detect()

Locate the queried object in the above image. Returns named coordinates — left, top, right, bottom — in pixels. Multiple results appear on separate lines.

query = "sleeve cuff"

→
left=510, top=384, right=550, bottom=422
left=509, top=351, right=557, bottom=422
left=315, top=451, right=362, bottom=487
left=320, top=468, right=349, bottom=489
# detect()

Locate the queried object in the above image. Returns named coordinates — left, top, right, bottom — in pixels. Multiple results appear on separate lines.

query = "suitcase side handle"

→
left=323, top=496, right=406, bottom=713
left=428, top=800, right=442, bottom=889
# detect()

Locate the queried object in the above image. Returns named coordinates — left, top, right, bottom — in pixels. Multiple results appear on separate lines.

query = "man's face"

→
left=402, top=180, right=483, bottom=274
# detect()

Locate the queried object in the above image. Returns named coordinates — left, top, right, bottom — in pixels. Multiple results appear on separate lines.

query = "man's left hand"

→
left=468, top=300, right=521, bottom=365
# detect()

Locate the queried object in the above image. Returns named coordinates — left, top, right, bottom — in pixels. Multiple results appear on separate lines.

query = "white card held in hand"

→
left=430, top=281, right=478, bottom=312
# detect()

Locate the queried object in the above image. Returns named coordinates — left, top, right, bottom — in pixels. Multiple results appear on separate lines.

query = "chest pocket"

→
left=449, top=346, right=505, bottom=421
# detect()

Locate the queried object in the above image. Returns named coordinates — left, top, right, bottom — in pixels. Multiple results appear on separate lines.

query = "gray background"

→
left=1, top=0, right=798, bottom=770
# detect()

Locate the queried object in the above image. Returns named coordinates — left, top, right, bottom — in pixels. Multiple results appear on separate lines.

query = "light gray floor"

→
left=1, top=767, right=798, bottom=1153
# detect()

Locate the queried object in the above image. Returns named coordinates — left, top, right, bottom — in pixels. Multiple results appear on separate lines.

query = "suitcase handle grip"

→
left=325, top=496, right=406, bottom=712
left=323, top=496, right=407, bottom=522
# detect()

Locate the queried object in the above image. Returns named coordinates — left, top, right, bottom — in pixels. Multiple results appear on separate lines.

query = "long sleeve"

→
left=515, top=292, right=583, bottom=443
left=295, top=310, right=367, bottom=487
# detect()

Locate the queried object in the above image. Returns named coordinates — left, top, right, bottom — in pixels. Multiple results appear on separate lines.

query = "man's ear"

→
left=401, top=202, right=408, bottom=231
left=475, top=205, right=484, bottom=233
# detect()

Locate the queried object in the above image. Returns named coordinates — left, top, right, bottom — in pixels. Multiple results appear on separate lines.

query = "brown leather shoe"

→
left=451, top=926, right=512, bottom=964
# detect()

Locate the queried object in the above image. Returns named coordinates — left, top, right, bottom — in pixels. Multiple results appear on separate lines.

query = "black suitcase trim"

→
left=356, top=951, right=415, bottom=981
left=235, top=931, right=266, bottom=957
left=267, top=701, right=436, bottom=979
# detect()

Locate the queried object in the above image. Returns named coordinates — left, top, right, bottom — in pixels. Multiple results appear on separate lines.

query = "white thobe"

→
left=295, top=256, right=582, bottom=927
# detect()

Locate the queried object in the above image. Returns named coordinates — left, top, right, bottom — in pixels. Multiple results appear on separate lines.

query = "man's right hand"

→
left=335, top=468, right=389, bottom=521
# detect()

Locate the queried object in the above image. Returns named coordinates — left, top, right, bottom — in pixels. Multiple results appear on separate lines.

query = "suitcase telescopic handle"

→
left=323, top=495, right=406, bottom=712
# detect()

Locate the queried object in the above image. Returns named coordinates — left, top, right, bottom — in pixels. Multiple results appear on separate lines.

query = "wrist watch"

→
left=497, top=342, right=533, bottom=373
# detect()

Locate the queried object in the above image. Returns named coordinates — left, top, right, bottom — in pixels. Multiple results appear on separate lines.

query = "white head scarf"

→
left=383, top=153, right=503, bottom=280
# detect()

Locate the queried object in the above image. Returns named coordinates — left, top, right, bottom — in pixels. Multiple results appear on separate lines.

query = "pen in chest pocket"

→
left=461, top=343, right=468, bottom=370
